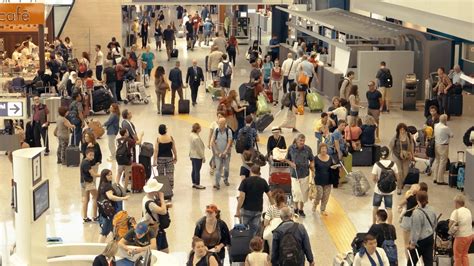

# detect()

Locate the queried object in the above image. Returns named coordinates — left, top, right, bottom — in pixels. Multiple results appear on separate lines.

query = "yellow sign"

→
left=0, top=3, right=45, bottom=25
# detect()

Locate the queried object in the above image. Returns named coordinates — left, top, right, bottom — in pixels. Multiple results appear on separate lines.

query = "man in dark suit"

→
left=168, top=61, right=184, bottom=106
left=186, top=59, right=205, bottom=106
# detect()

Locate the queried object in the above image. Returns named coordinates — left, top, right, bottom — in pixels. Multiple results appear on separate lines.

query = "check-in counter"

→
left=462, top=93, right=474, bottom=117
left=321, top=66, right=344, bottom=99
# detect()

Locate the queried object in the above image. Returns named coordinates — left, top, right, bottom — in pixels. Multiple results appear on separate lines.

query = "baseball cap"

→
left=271, top=126, right=281, bottom=133
left=206, top=204, right=219, bottom=214
left=135, top=222, right=148, bottom=235
left=380, top=146, right=390, bottom=158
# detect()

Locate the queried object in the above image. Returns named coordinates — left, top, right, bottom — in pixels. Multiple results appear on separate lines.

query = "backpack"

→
left=112, top=210, right=136, bottom=240
left=379, top=69, right=393, bottom=88
left=337, top=77, right=349, bottom=91
left=376, top=161, right=397, bottom=193
left=145, top=200, right=171, bottom=230
left=116, top=138, right=132, bottom=165
left=97, top=199, right=115, bottom=219
left=223, top=62, right=232, bottom=77
left=381, top=226, right=398, bottom=264
left=278, top=223, right=304, bottom=266
left=235, top=127, right=252, bottom=154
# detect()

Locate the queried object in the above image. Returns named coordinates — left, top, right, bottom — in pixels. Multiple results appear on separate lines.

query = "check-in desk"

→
left=321, top=66, right=343, bottom=99
left=465, top=149, right=474, bottom=201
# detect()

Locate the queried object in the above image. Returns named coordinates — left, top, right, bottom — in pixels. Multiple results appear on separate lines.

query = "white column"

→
left=10, top=147, right=47, bottom=266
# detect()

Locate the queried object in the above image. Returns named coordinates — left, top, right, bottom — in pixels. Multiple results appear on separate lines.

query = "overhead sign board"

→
left=324, top=28, right=332, bottom=39
left=338, top=33, right=346, bottom=44
left=0, top=98, right=26, bottom=119
left=0, top=3, right=45, bottom=25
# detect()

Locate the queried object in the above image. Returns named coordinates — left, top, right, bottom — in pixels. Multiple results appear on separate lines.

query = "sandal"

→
left=83, top=217, right=92, bottom=223
left=93, top=216, right=99, bottom=222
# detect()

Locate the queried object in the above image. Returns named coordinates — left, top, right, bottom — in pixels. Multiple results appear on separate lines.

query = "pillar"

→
left=272, top=5, right=289, bottom=44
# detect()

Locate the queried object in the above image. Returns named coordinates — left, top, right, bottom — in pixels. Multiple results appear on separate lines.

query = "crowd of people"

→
left=4, top=6, right=473, bottom=266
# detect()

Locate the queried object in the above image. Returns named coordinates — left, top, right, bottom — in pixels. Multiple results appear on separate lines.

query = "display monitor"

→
left=33, top=180, right=49, bottom=221
left=239, top=11, right=247, bottom=17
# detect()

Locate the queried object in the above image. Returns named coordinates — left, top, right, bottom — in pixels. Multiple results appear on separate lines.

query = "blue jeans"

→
left=372, top=193, right=393, bottom=208
left=241, top=209, right=262, bottom=237
left=116, top=259, right=134, bottom=266
left=107, top=82, right=117, bottom=102
left=99, top=215, right=113, bottom=236
left=191, top=158, right=203, bottom=185
left=315, top=132, right=323, bottom=143
left=215, top=154, right=230, bottom=186
left=115, top=201, right=123, bottom=212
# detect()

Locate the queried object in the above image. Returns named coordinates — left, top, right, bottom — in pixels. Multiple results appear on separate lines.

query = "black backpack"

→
left=145, top=200, right=171, bottom=230
left=116, top=138, right=132, bottom=165
left=235, top=127, right=252, bottom=154
left=379, top=69, right=393, bottom=88
left=376, top=161, right=397, bottom=193
left=278, top=223, right=304, bottom=266
left=97, top=199, right=115, bottom=219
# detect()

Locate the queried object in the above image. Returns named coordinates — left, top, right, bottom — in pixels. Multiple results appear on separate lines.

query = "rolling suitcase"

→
left=92, top=86, right=113, bottom=113
left=239, top=83, right=250, bottom=101
left=372, top=145, right=381, bottom=164
left=352, top=146, right=373, bottom=166
left=306, top=91, right=324, bottom=112
left=178, top=87, right=190, bottom=114
left=254, top=113, right=274, bottom=132
left=448, top=94, right=463, bottom=116
left=229, top=218, right=252, bottom=263
left=65, top=134, right=80, bottom=167
left=449, top=151, right=466, bottom=190
left=269, top=172, right=291, bottom=194
left=171, top=49, right=178, bottom=58
left=152, top=166, right=173, bottom=200
left=139, top=155, right=152, bottom=180
left=86, top=119, right=105, bottom=139
left=140, top=142, right=154, bottom=158
left=161, top=104, right=174, bottom=115
left=131, top=163, right=146, bottom=193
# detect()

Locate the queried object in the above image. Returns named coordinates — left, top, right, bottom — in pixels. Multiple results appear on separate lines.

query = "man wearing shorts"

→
left=371, top=146, right=399, bottom=224
left=366, top=80, right=382, bottom=139
left=162, top=25, right=175, bottom=61
left=81, top=148, right=100, bottom=223
left=286, top=134, right=315, bottom=217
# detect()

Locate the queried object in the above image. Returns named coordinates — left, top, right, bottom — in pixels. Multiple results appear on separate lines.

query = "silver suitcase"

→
left=41, top=96, right=61, bottom=123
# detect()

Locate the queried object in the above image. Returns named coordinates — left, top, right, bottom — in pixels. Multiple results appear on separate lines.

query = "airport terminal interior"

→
left=0, top=0, right=473, bottom=265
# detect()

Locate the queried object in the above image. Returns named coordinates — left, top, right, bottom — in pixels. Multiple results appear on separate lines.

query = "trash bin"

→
left=402, top=73, right=417, bottom=110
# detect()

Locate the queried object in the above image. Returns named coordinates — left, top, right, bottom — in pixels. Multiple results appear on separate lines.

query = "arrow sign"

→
left=9, top=104, right=20, bottom=114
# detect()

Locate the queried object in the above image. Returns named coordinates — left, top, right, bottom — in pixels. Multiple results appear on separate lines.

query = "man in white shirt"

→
left=94, top=44, right=104, bottom=81
left=281, top=52, right=296, bottom=94
left=432, top=114, right=453, bottom=184
left=353, top=234, right=390, bottom=266
left=371, top=146, right=399, bottom=224
left=448, top=65, right=465, bottom=87
left=217, top=54, right=232, bottom=95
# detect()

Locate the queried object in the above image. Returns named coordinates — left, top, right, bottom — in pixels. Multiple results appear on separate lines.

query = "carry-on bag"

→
left=161, top=104, right=174, bottom=115
left=139, top=155, right=152, bottom=181
left=131, top=162, right=146, bottom=193
left=86, top=119, right=105, bottom=139
left=65, top=134, right=81, bottom=167
left=140, top=142, right=154, bottom=158
left=404, top=163, right=420, bottom=185
left=178, top=86, right=190, bottom=114
left=229, top=218, right=252, bottom=263
left=92, top=85, right=113, bottom=113
left=448, top=94, right=463, bottom=116
left=152, top=165, right=173, bottom=200
left=340, top=161, right=370, bottom=196
left=352, top=146, right=373, bottom=166
left=254, top=113, right=274, bottom=132
left=256, top=95, right=271, bottom=115
left=171, top=49, right=178, bottom=58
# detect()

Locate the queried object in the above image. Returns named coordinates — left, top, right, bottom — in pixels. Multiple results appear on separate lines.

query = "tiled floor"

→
left=1, top=34, right=473, bottom=266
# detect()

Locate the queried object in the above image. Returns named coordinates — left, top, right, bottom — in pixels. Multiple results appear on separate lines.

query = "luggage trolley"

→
left=268, top=160, right=292, bottom=206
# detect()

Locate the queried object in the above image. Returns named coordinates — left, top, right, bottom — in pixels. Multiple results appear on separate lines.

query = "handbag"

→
left=297, top=72, right=310, bottom=85
left=399, top=138, right=413, bottom=160
left=448, top=210, right=459, bottom=236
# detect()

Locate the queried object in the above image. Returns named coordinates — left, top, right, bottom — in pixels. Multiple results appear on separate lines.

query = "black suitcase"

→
left=404, top=166, right=420, bottom=185
left=92, top=87, right=113, bottom=112
left=139, top=155, right=152, bottom=180
left=424, top=99, right=439, bottom=117
left=239, top=83, right=250, bottom=101
left=178, top=86, right=190, bottom=114
left=65, top=145, right=81, bottom=167
left=448, top=94, right=463, bottom=116
left=372, top=145, right=381, bottom=164
left=229, top=222, right=252, bottom=262
left=140, top=142, right=154, bottom=158
left=161, top=104, right=174, bottom=115
left=352, top=146, right=373, bottom=166
left=171, top=49, right=178, bottom=58
left=254, top=113, right=274, bottom=132
left=449, top=162, right=459, bottom=187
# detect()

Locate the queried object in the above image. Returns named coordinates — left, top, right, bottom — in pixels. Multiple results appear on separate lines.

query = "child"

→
left=245, top=236, right=270, bottom=266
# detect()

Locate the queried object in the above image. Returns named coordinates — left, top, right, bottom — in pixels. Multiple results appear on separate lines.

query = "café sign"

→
left=0, top=3, right=45, bottom=25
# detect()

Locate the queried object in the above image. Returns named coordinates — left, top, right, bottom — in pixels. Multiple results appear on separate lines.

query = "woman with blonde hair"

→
left=189, top=123, right=206, bottom=189
left=93, top=240, right=118, bottom=266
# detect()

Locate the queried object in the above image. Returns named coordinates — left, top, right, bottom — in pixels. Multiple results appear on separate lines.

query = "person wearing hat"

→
left=371, top=146, right=399, bottom=224
left=193, top=204, right=231, bottom=263
left=141, top=179, right=169, bottom=252
left=118, top=221, right=157, bottom=262
left=266, top=127, right=287, bottom=161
